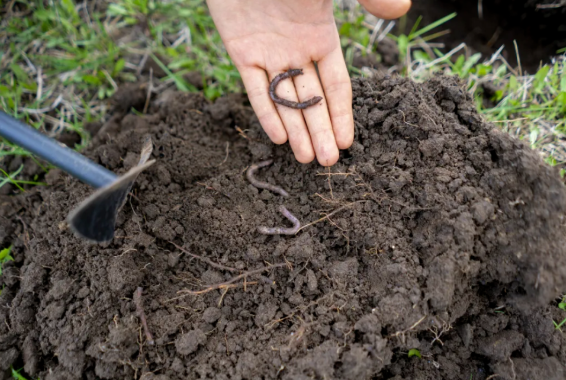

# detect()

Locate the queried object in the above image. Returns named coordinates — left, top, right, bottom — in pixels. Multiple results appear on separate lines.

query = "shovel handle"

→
left=0, top=111, right=117, bottom=189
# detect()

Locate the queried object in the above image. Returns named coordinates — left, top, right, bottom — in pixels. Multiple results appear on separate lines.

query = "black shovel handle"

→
left=0, top=111, right=117, bottom=189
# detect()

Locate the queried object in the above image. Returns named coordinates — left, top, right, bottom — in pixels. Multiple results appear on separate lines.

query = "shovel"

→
left=0, top=111, right=155, bottom=243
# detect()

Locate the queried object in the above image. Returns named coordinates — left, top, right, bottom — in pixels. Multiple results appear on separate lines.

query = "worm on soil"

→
left=133, top=287, right=154, bottom=345
left=258, top=205, right=301, bottom=235
left=246, top=160, right=289, bottom=197
left=269, top=69, right=323, bottom=109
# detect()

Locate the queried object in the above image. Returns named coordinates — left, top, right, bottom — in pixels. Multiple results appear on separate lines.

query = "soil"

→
left=2, top=75, right=566, bottom=380
left=406, top=0, right=566, bottom=71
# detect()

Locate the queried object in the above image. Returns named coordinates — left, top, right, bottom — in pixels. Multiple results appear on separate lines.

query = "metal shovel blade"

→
left=67, top=137, right=155, bottom=243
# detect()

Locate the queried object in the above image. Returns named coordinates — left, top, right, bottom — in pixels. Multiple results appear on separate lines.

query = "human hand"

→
left=207, top=0, right=411, bottom=166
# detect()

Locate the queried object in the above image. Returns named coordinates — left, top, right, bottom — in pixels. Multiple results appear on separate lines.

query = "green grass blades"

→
left=335, top=5, right=456, bottom=75
left=392, top=12, right=457, bottom=63
left=11, top=366, right=39, bottom=380
left=0, top=0, right=241, bottom=178
left=408, top=348, right=422, bottom=359
left=0, top=245, right=14, bottom=276
left=0, top=164, right=47, bottom=191
left=1, top=0, right=239, bottom=116
left=482, top=57, right=566, bottom=164
left=554, top=295, right=566, bottom=331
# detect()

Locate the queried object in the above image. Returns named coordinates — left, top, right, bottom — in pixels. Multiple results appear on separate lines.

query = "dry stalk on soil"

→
left=169, top=242, right=238, bottom=272
left=298, top=201, right=366, bottom=232
left=133, top=287, right=154, bottom=345
left=429, top=318, right=453, bottom=346
left=387, top=315, right=427, bottom=345
left=485, top=375, right=501, bottom=380
left=169, top=263, right=290, bottom=302
left=286, top=317, right=314, bottom=349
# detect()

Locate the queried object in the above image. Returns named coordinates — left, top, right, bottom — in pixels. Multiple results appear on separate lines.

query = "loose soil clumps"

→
left=1, top=75, right=566, bottom=380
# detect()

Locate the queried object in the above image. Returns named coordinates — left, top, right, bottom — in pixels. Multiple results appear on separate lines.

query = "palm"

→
left=207, top=0, right=411, bottom=166
left=217, top=2, right=339, bottom=72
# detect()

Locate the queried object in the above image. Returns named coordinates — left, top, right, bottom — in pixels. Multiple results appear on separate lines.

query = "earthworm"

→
left=246, top=160, right=289, bottom=197
left=258, top=205, right=301, bottom=235
left=133, top=287, right=154, bottom=345
left=269, top=69, right=323, bottom=109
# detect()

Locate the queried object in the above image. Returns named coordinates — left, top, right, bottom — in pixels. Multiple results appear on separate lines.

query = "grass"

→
left=0, top=245, right=14, bottom=278
left=408, top=348, right=422, bottom=359
left=11, top=366, right=38, bottom=380
left=0, top=0, right=240, bottom=170
left=0, top=164, right=47, bottom=191
left=553, top=295, right=566, bottom=331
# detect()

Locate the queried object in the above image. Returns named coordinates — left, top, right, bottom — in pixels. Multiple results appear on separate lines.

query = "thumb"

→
left=357, top=0, right=412, bottom=20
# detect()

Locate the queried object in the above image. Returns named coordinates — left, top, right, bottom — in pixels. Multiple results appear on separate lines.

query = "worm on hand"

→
left=246, top=160, right=289, bottom=197
left=269, top=69, right=323, bottom=109
left=133, top=287, right=154, bottom=345
left=258, top=205, right=301, bottom=235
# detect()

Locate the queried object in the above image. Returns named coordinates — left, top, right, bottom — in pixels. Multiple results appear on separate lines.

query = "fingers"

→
left=292, top=63, right=340, bottom=166
left=239, top=67, right=287, bottom=145
left=357, top=0, right=412, bottom=20
left=317, top=47, right=354, bottom=150
left=241, top=64, right=345, bottom=167
left=268, top=71, right=315, bottom=164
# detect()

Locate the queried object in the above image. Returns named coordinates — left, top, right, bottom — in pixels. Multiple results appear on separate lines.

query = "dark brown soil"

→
left=407, top=0, right=566, bottom=71
left=2, top=75, right=566, bottom=380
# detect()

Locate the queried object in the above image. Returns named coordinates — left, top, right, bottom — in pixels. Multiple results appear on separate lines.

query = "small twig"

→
left=509, top=357, right=516, bottom=380
left=18, top=94, right=63, bottom=114
left=258, top=205, right=301, bottom=235
left=513, top=40, right=522, bottom=77
left=215, top=142, right=230, bottom=167
left=315, top=172, right=356, bottom=177
left=101, top=69, right=118, bottom=91
left=133, top=287, right=154, bottom=345
left=143, top=68, right=153, bottom=114
left=169, top=242, right=238, bottom=272
left=326, top=167, right=334, bottom=199
left=298, top=201, right=364, bottom=232
left=36, top=67, right=43, bottom=102
left=196, top=182, right=231, bottom=199
left=287, top=317, right=312, bottom=349
left=366, top=19, right=384, bottom=54
left=137, top=52, right=150, bottom=76
left=235, top=126, right=250, bottom=140
left=387, top=315, right=427, bottom=344
left=246, top=160, right=289, bottom=197
left=537, top=2, right=565, bottom=8
left=377, top=21, right=395, bottom=43
left=485, top=375, right=500, bottom=380
left=174, top=263, right=288, bottom=299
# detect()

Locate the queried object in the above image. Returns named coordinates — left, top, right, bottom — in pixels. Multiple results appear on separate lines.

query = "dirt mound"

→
left=1, top=75, right=566, bottom=380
